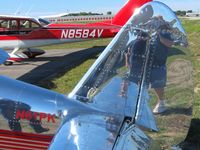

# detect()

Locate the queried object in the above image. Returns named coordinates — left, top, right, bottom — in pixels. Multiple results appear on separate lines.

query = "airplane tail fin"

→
left=111, top=0, right=152, bottom=26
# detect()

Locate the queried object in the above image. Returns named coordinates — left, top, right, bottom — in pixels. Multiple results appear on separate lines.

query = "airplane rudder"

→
left=112, top=0, right=152, bottom=26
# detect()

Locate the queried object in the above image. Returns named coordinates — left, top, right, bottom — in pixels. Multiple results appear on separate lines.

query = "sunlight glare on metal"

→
left=134, top=8, right=141, bottom=15
left=63, top=110, right=68, bottom=116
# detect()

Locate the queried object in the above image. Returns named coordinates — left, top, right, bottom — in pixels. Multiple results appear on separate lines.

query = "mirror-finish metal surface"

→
left=0, top=75, right=62, bottom=135
left=49, top=114, right=123, bottom=150
left=69, top=1, right=192, bottom=149
left=0, top=1, right=193, bottom=150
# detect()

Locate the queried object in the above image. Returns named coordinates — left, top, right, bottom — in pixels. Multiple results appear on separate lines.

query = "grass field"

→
left=181, top=19, right=200, bottom=149
left=39, top=38, right=112, bottom=50
left=37, top=19, right=200, bottom=149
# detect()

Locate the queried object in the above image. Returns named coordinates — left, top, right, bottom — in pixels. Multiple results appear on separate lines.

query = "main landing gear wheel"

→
left=22, top=48, right=45, bottom=58
left=4, top=61, right=13, bottom=66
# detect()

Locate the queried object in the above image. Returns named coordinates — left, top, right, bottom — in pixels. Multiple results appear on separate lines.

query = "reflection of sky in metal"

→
left=126, top=29, right=137, bottom=46
left=70, top=120, right=79, bottom=148
left=0, top=76, right=60, bottom=114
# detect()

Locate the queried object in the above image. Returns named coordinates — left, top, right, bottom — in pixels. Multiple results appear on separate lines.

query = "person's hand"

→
left=159, top=32, right=173, bottom=48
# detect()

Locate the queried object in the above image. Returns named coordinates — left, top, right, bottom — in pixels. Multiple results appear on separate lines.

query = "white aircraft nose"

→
left=0, top=49, right=9, bottom=64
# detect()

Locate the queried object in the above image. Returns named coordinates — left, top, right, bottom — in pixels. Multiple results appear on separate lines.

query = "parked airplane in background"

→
left=0, top=1, right=190, bottom=149
left=0, top=0, right=150, bottom=65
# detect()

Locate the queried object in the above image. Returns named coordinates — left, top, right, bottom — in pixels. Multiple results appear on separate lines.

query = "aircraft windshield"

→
left=69, top=2, right=192, bottom=148
left=38, top=18, right=50, bottom=26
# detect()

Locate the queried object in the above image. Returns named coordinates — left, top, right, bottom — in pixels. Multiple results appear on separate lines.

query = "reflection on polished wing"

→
left=65, top=1, right=190, bottom=149
left=0, top=1, right=192, bottom=150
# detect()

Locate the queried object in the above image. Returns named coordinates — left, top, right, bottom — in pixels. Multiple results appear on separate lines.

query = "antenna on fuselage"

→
left=25, top=5, right=35, bottom=16
left=14, top=2, right=23, bottom=15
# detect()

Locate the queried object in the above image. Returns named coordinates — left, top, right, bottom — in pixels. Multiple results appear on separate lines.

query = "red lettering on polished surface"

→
left=33, top=112, right=38, bottom=120
left=39, top=113, right=47, bottom=122
left=25, top=111, right=32, bottom=120
left=48, top=114, right=55, bottom=123
left=15, top=110, right=56, bottom=123
left=16, top=110, right=25, bottom=119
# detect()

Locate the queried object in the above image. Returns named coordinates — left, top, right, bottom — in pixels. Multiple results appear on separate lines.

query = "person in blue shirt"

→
left=125, top=25, right=173, bottom=114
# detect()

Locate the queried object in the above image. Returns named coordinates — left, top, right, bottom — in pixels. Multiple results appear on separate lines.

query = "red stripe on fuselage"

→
left=0, top=129, right=53, bottom=141
left=0, top=141, right=47, bottom=150
left=0, top=136, right=49, bottom=146
left=0, top=129, right=53, bottom=150
left=0, top=24, right=119, bottom=41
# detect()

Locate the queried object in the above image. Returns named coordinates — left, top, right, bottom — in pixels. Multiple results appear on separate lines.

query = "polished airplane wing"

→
left=49, top=1, right=188, bottom=149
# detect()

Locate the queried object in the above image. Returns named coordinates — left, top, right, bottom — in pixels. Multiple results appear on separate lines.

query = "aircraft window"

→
left=20, top=20, right=31, bottom=29
left=10, top=20, right=17, bottom=29
left=38, top=18, right=50, bottom=26
left=0, top=20, right=8, bottom=28
left=0, top=19, right=19, bottom=35
left=31, top=22, right=40, bottom=29
left=19, top=20, right=35, bottom=35
left=0, top=19, right=17, bottom=29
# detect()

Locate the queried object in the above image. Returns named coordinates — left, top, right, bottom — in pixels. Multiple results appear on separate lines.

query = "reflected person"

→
left=124, top=26, right=173, bottom=114
left=152, top=24, right=173, bottom=114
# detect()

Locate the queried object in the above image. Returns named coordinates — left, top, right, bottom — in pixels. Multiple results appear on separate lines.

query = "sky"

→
left=0, top=0, right=199, bottom=16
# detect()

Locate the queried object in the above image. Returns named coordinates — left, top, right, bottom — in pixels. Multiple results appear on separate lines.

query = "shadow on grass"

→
left=179, top=118, right=200, bottom=150
left=17, top=46, right=105, bottom=85
left=160, top=107, right=192, bottom=116
left=168, top=47, right=186, bottom=57
left=17, top=46, right=185, bottom=85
